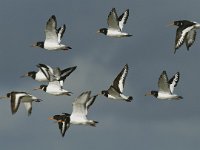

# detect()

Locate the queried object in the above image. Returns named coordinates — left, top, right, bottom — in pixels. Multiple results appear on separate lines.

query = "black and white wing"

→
left=158, top=71, right=171, bottom=94
left=86, top=95, right=98, bottom=111
left=118, top=9, right=129, bottom=31
left=45, top=15, right=58, bottom=44
left=107, top=8, right=120, bottom=31
left=57, top=24, right=66, bottom=44
left=71, top=91, right=91, bottom=117
left=168, top=72, right=180, bottom=94
left=112, top=64, right=129, bottom=93
left=58, top=114, right=70, bottom=137
left=23, top=102, right=32, bottom=116
left=185, top=29, right=196, bottom=50
left=36, top=64, right=53, bottom=81
left=10, top=92, right=22, bottom=115
left=175, top=26, right=194, bottom=52
left=52, top=114, right=70, bottom=137
left=60, top=66, right=77, bottom=81
left=37, top=64, right=61, bottom=82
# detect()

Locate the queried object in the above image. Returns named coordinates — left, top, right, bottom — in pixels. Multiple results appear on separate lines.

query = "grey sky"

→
left=0, top=0, right=200, bottom=149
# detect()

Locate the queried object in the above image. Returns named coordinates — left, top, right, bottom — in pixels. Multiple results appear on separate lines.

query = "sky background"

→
left=0, top=0, right=200, bottom=149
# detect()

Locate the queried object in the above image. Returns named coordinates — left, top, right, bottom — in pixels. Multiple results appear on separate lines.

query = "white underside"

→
left=157, top=92, right=178, bottom=100
left=107, top=29, right=129, bottom=37
left=44, top=42, right=66, bottom=50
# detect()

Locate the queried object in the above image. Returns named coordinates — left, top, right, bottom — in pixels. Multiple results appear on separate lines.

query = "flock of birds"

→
left=1, top=7, right=199, bottom=137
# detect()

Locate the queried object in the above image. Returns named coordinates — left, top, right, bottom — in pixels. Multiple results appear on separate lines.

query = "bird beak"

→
left=36, top=99, right=43, bottom=102
left=33, top=87, right=40, bottom=91
left=20, top=73, right=28, bottom=78
left=167, top=22, right=174, bottom=27
left=31, top=44, right=37, bottom=47
left=0, top=96, right=7, bottom=99
left=48, top=117, right=63, bottom=123
left=145, top=92, right=152, bottom=96
left=48, top=117, right=54, bottom=120
left=96, top=30, right=100, bottom=33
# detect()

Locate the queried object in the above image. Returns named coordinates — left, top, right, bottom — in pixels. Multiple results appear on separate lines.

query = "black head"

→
left=6, top=93, right=11, bottom=98
left=40, top=85, right=47, bottom=91
left=145, top=91, right=158, bottom=98
left=32, top=42, right=44, bottom=48
left=97, top=28, right=108, bottom=35
left=28, top=71, right=36, bottom=78
left=150, top=91, right=158, bottom=98
left=101, top=90, right=108, bottom=97
left=33, top=85, right=47, bottom=91
left=173, top=20, right=195, bottom=27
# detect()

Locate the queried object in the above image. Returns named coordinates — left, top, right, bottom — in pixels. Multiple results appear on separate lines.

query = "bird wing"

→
left=71, top=91, right=91, bottom=117
left=86, top=95, right=98, bottom=111
left=58, top=116, right=70, bottom=137
left=52, top=67, right=62, bottom=80
left=45, top=15, right=58, bottom=44
left=23, top=102, right=32, bottom=116
left=112, top=64, right=129, bottom=93
left=175, top=26, right=194, bottom=51
left=118, top=9, right=129, bottom=31
left=60, top=66, right=77, bottom=81
left=107, top=8, right=120, bottom=31
left=168, top=72, right=180, bottom=94
left=37, top=64, right=53, bottom=81
left=185, top=29, right=196, bottom=50
left=38, top=64, right=62, bottom=82
left=57, top=24, right=66, bottom=44
left=158, top=71, right=171, bottom=94
left=10, top=92, right=22, bottom=115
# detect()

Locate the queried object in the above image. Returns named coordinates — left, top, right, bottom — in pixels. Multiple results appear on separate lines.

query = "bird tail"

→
left=126, top=96, right=133, bottom=102
left=89, top=120, right=99, bottom=127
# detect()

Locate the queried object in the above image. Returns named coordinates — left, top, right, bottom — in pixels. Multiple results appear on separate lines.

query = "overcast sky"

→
left=0, top=0, right=200, bottom=149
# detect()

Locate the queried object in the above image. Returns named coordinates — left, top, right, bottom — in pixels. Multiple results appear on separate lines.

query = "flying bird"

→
left=97, top=8, right=132, bottom=37
left=49, top=91, right=98, bottom=137
left=101, top=64, right=133, bottom=102
left=34, top=80, right=72, bottom=96
left=32, top=15, right=71, bottom=51
left=168, top=20, right=200, bottom=53
left=0, top=91, right=42, bottom=116
left=145, top=71, right=183, bottom=100
left=21, top=64, right=77, bottom=84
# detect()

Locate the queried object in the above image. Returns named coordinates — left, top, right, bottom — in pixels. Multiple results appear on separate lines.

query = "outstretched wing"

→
left=175, top=26, right=194, bottom=52
left=57, top=24, right=66, bottom=44
left=158, top=71, right=171, bottom=94
left=112, top=64, right=129, bottom=93
left=168, top=72, right=180, bottom=93
left=107, top=8, right=120, bottom=31
left=118, top=9, right=129, bottom=31
left=45, top=15, right=58, bottom=44
left=71, top=91, right=91, bottom=117
left=185, top=29, right=196, bottom=50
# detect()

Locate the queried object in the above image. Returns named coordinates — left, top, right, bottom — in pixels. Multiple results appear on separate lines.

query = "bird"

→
left=97, top=8, right=132, bottom=37
left=145, top=71, right=183, bottom=100
left=168, top=20, right=200, bottom=53
left=33, top=80, right=72, bottom=96
left=32, top=15, right=71, bottom=51
left=48, top=91, right=98, bottom=137
left=101, top=64, right=133, bottom=102
left=21, top=64, right=77, bottom=84
left=0, top=91, right=42, bottom=116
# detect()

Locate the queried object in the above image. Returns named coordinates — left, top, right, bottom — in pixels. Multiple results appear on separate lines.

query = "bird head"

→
left=31, top=42, right=44, bottom=48
left=145, top=91, right=158, bottom=98
left=97, top=28, right=108, bottom=35
left=21, top=71, right=36, bottom=78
